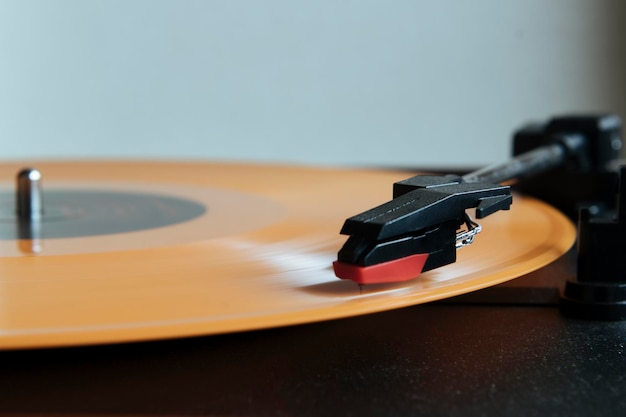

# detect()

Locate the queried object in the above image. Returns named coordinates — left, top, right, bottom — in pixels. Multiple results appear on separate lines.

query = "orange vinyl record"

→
left=0, top=161, right=575, bottom=349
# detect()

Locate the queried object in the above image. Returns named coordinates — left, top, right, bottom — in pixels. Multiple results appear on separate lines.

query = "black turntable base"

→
left=1, top=249, right=625, bottom=417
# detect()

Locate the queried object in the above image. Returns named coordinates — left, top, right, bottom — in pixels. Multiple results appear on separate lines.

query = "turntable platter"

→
left=0, top=161, right=575, bottom=349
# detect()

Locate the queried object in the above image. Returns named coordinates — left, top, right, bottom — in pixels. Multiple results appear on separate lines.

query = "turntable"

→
left=1, top=115, right=625, bottom=416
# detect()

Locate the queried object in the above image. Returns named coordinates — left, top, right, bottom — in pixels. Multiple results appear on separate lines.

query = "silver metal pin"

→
left=16, top=168, right=43, bottom=221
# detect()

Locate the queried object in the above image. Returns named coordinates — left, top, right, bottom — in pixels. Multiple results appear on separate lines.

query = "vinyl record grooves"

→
left=0, top=161, right=576, bottom=349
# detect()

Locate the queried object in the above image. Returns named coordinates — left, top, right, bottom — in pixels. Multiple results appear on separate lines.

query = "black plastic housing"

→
left=513, top=115, right=622, bottom=219
left=560, top=166, right=626, bottom=320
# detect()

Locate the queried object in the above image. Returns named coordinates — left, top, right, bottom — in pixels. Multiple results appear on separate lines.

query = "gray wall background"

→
left=1, top=0, right=625, bottom=168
